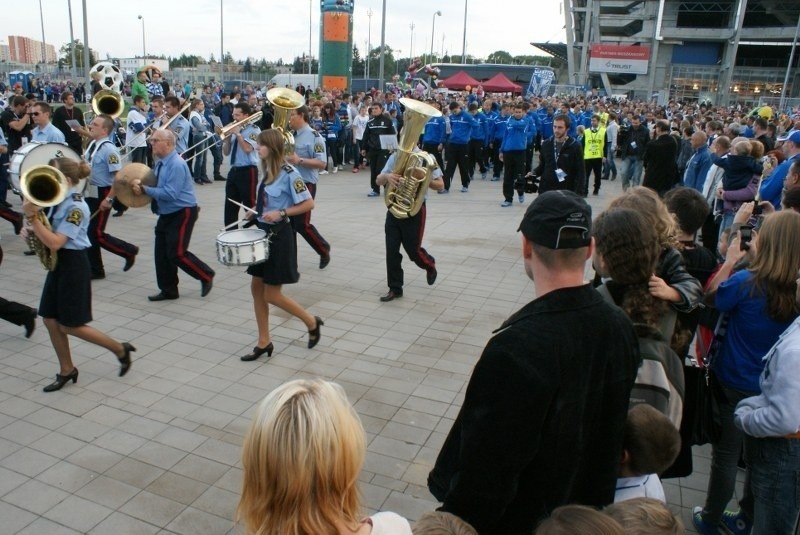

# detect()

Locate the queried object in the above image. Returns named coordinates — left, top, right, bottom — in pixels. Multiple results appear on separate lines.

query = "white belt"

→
left=85, top=184, right=99, bottom=199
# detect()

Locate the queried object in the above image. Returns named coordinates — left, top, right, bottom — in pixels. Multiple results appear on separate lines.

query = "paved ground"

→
left=0, top=160, right=744, bottom=533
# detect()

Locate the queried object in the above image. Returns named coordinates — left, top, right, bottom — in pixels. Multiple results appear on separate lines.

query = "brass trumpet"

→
left=91, top=89, right=125, bottom=120
left=183, top=111, right=263, bottom=163
left=266, top=87, right=304, bottom=154
left=20, top=165, right=70, bottom=271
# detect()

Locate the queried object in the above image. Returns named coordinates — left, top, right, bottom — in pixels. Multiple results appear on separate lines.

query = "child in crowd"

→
left=535, top=505, right=625, bottom=535
left=412, top=511, right=477, bottom=535
left=351, top=105, right=369, bottom=172
left=711, top=138, right=763, bottom=237
left=605, top=497, right=685, bottom=535
left=615, top=404, right=681, bottom=503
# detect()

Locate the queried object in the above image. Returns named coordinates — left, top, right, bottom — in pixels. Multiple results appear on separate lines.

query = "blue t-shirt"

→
left=715, top=269, right=796, bottom=392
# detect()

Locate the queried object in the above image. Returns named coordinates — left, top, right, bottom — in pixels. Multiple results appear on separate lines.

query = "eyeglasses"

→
left=30, top=112, right=41, bottom=116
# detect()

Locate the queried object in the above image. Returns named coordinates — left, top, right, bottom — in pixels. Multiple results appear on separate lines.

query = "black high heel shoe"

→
left=307, top=316, right=324, bottom=349
left=43, top=368, right=79, bottom=392
left=118, top=342, right=136, bottom=377
left=241, top=343, right=274, bottom=362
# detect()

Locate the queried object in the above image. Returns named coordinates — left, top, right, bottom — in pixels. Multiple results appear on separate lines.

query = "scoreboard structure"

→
left=319, top=0, right=354, bottom=91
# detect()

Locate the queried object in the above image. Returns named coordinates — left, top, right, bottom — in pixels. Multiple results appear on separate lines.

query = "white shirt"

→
left=125, top=108, right=148, bottom=149
left=614, top=474, right=666, bottom=503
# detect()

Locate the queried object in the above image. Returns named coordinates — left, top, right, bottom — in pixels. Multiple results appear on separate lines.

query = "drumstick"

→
left=226, top=198, right=258, bottom=215
left=222, top=219, right=249, bottom=230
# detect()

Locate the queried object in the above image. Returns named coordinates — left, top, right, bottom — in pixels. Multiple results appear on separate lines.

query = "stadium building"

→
left=534, top=0, right=800, bottom=106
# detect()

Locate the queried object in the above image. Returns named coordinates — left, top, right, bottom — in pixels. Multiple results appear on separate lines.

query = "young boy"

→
left=614, top=404, right=681, bottom=503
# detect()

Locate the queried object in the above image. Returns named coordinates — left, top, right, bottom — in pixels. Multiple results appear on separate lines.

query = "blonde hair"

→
left=747, top=210, right=800, bottom=322
left=413, top=511, right=478, bottom=535
left=49, top=157, right=91, bottom=186
left=257, top=128, right=284, bottom=185
left=236, top=379, right=366, bottom=535
left=732, top=140, right=752, bottom=156
left=604, top=498, right=684, bottom=535
left=608, top=187, right=678, bottom=250
left=536, top=505, right=625, bottom=535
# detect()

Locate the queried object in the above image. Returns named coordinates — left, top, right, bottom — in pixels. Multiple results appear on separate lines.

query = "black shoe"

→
left=123, top=248, right=139, bottom=272
left=148, top=292, right=179, bottom=302
left=13, top=216, right=22, bottom=235
left=0, top=200, right=12, bottom=209
left=111, top=210, right=125, bottom=217
left=117, top=342, right=135, bottom=377
left=91, top=271, right=106, bottom=280
left=319, top=254, right=330, bottom=269
left=24, top=309, right=36, bottom=338
left=427, top=267, right=437, bottom=286
left=379, top=290, right=402, bottom=302
left=214, top=176, right=226, bottom=181
left=593, top=188, right=599, bottom=195
left=201, top=278, right=213, bottom=297
left=241, top=343, right=274, bottom=361
left=201, top=178, right=213, bottom=184
left=24, top=249, right=36, bottom=256
left=307, top=316, right=324, bottom=349
left=43, top=368, right=79, bottom=392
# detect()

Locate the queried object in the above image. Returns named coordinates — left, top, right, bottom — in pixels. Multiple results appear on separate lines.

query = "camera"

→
left=522, top=173, right=540, bottom=194
left=739, top=225, right=754, bottom=251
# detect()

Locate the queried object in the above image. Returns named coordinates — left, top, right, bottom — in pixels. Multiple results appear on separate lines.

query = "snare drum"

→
left=216, top=228, right=270, bottom=266
left=9, top=142, right=82, bottom=192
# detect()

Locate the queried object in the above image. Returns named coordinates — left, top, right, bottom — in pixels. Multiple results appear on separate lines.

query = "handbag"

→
left=687, top=312, right=728, bottom=446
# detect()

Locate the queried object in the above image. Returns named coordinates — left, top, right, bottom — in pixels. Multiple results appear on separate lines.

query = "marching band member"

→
left=0, top=128, right=23, bottom=234
left=223, top=102, right=261, bottom=228
left=85, top=115, right=139, bottom=279
left=132, top=130, right=215, bottom=301
left=30, top=102, right=65, bottom=144
left=164, top=96, right=191, bottom=155
left=21, top=157, right=135, bottom=392
left=284, top=105, right=331, bottom=269
left=240, top=128, right=322, bottom=362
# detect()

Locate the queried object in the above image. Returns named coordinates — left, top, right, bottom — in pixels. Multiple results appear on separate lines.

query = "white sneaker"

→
left=332, top=167, right=338, bottom=174
left=320, top=170, right=329, bottom=175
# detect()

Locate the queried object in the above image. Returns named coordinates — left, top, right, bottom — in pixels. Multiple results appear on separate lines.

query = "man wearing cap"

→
left=760, top=130, right=800, bottom=210
left=428, top=191, right=640, bottom=535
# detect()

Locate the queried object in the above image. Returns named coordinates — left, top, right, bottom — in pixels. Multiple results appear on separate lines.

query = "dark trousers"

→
left=0, top=206, right=22, bottom=233
left=422, top=143, right=444, bottom=172
left=0, top=296, right=35, bottom=327
left=385, top=204, right=435, bottom=293
left=154, top=207, right=214, bottom=294
left=585, top=158, right=603, bottom=193
left=525, top=143, right=535, bottom=174
left=86, top=186, right=138, bottom=276
left=326, top=137, right=341, bottom=168
left=369, top=150, right=389, bottom=193
left=702, top=212, right=720, bottom=255
left=502, top=150, right=526, bottom=202
left=444, top=143, right=469, bottom=190
left=0, top=153, right=9, bottom=202
left=467, top=139, right=486, bottom=176
left=224, top=166, right=258, bottom=227
left=210, top=137, right=223, bottom=178
left=290, top=182, right=330, bottom=258
left=490, top=141, right=504, bottom=178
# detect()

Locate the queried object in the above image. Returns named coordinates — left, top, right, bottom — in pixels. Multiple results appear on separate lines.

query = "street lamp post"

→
left=67, top=0, right=77, bottom=80
left=409, top=22, right=415, bottom=61
left=38, top=0, right=47, bottom=71
left=366, top=9, right=373, bottom=80
left=430, top=10, right=441, bottom=66
left=395, top=49, right=402, bottom=75
left=219, top=0, right=224, bottom=83
left=462, top=0, right=468, bottom=63
left=137, top=15, right=146, bottom=60
left=378, top=0, right=386, bottom=89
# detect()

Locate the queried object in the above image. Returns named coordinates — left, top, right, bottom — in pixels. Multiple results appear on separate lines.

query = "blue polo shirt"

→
left=144, top=150, right=197, bottom=214
left=293, top=125, right=327, bottom=185
left=32, top=122, right=66, bottom=143
left=86, top=137, right=121, bottom=187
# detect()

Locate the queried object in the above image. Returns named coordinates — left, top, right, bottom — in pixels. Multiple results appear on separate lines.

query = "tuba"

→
left=91, top=89, right=125, bottom=120
left=19, top=165, right=70, bottom=271
left=385, top=98, right=442, bottom=219
left=266, top=87, right=305, bottom=154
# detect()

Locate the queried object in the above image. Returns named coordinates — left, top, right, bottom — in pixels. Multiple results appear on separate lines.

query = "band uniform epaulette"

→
left=312, top=130, right=322, bottom=138
left=282, top=163, right=295, bottom=173
left=71, top=192, right=83, bottom=202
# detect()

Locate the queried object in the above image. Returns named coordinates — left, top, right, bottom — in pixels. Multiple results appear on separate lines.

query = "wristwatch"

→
left=279, top=209, right=287, bottom=219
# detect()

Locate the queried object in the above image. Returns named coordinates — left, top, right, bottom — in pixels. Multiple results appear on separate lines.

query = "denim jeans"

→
left=193, top=137, right=208, bottom=180
left=745, top=435, right=800, bottom=535
left=701, top=382, right=755, bottom=525
left=621, top=156, right=643, bottom=191
left=718, top=211, right=735, bottom=245
left=602, top=144, right=617, bottom=179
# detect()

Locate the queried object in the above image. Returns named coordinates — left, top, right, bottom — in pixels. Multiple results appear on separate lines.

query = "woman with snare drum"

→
left=241, top=128, right=323, bottom=361
left=21, top=158, right=135, bottom=392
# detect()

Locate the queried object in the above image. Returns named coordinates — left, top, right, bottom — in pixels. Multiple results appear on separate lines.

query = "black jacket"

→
left=429, top=285, right=640, bottom=535
left=363, top=114, right=396, bottom=152
left=623, top=124, right=649, bottom=159
left=643, top=133, right=680, bottom=195
left=535, top=136, right=586, bottom=194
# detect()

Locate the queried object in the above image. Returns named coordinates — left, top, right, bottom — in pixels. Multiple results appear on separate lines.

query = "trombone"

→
left=182, top=111, right=263, bottom=164
left=120, top=97, right=193, bottom=162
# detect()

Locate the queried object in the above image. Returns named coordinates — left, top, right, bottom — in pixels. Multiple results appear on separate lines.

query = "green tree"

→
left=59, top=39, right=96, bottom=69
left=487, top=50, right=513, bottom=64
left=292, top=55, right=318, bottom=74
left=243, top=58, right=252, bottom=73
left=352, top=45, right=364, bottom=76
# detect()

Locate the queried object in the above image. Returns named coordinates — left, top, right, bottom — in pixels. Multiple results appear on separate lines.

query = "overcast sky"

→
left=4, top=0, right=564, bottom=64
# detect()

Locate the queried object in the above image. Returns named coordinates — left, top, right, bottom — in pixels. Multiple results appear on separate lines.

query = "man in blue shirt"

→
left=682, top=131, right=712, bottom=192
left=134, top=130, right=215, bottom=301
left=443, top=102, right=477, bottom=193
left=222, top=102, right=260, bottom=228
left=87, top=115, right=139, bottom=279
left=30, top=102, right=66, bottom=143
